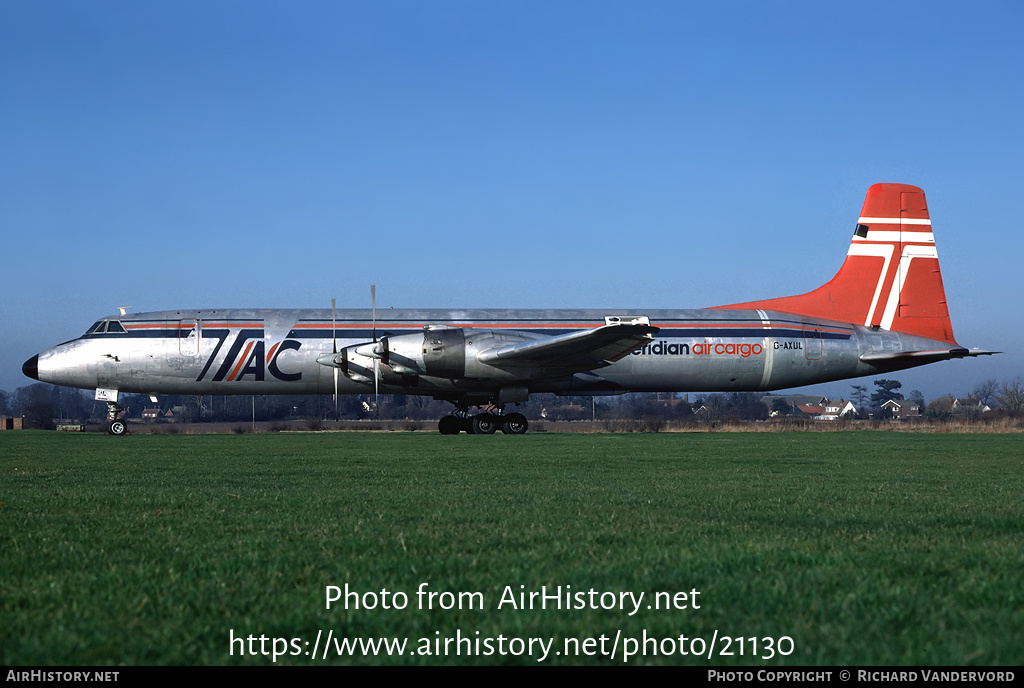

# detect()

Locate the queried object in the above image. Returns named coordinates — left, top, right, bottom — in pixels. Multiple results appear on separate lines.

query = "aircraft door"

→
left=179, top=320, right=199, bottom=356
left=95, top=357, right=118, bottom=390
left=165, top=319, right=202, bottom=375
left=802, top=321, right=822, bottom=360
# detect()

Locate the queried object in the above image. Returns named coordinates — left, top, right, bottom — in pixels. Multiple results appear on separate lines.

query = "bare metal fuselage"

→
left=31, top=306, right=943, bottom=400
left=22, top=184, right=996, bottom=436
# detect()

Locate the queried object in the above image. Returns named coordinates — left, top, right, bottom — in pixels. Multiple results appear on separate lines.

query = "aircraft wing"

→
left=477, top=323, right=659, bottom=371
left=860, top=348, right=1000, bottom=364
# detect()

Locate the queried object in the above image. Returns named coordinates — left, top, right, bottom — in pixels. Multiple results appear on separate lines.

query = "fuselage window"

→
left=107, top=321, right=127, bottom=333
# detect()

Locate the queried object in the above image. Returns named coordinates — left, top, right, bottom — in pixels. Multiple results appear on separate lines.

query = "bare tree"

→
left=972, top=378, right=999, bottom=407
left=908, top=389, right=926, bottom=408
left=14, top=384, right=57, bottom=429
left=997, top=377, right=1024, bottom=417
left=926, top=394, right=954, bottom=420
left=850, top=384, right=869, bottom=416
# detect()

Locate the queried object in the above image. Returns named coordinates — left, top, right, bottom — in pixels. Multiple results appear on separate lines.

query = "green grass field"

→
left=2, top=431, right=1021, bottom=665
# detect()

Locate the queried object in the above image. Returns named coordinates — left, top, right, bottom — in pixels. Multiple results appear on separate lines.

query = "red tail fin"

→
left=714, top=183, right=958, bottom=345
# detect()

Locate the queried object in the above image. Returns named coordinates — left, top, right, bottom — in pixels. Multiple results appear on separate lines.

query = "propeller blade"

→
left=332, top=298, right=338, bottom=420
left=371, top=285, right=379, bottom=417
left=373, top=359, right=380, bottom=418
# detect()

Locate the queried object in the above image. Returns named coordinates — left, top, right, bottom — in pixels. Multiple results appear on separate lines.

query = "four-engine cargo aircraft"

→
left=23, top=184, right=995, bottom=435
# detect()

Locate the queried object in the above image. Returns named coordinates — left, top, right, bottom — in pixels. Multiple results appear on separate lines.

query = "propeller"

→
left=371, top=285, right=379, bottom=418
left=332, top=298, right=338, bottom=421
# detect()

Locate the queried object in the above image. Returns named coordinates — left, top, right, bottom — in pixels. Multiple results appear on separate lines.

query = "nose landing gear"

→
left=105, top=401, right=129, bottom=436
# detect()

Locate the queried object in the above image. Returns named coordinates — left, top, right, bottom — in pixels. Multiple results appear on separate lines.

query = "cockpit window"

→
left=85, top=320, right=126, bottom=335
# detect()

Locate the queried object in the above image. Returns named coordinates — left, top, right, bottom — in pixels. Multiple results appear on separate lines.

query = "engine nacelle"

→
left=352, top=327, right=468, bottom=378
left=353, top=326, right=548, bottom=383
left=420, top=326, right=467, bottom=378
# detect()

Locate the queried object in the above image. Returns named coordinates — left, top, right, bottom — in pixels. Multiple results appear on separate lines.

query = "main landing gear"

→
left=105, top=401, right=129, bottom=436
left=437, top=407, right=529, bottom=435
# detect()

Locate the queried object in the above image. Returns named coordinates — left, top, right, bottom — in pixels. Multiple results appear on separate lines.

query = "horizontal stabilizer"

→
left=860, top=348, right=999, bottom=364
left=478, top=323, right=658, bottom=370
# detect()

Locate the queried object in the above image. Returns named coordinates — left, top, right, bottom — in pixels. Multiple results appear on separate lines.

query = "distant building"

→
left=952, top=397, right=991, bottom=416
left=815, top=399, right=857, bottom=421
left=761, top=395, right=830, bottom=417
left=761, top=395, right=859, bottom=420
left=881, top=399, right=921, bottom=419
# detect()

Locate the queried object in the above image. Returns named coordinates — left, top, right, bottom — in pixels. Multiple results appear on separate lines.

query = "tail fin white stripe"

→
left=847, top=243, right=896, bottom=326
left=859, top=217, right=932, bottom=226
left=879, top=245, right=940, bottom=331
left=853, top=231, right=934, bottom=244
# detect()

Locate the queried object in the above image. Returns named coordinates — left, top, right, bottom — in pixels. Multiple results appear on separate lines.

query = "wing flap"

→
left=477, top=323, right=659, bottom=370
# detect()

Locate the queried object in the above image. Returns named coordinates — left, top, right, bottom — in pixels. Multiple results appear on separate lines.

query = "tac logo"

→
left=196, top=329, right=303, bottom=382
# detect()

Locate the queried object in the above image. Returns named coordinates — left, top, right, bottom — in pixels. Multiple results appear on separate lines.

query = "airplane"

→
left=23, top=183, right=996, bottom=435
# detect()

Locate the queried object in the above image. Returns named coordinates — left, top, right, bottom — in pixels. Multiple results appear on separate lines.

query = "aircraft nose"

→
left=22, top=355, right=39, bottom=380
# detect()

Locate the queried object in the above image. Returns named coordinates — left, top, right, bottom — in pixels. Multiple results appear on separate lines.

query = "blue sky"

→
left=2, top=1, right=1021, bottom=400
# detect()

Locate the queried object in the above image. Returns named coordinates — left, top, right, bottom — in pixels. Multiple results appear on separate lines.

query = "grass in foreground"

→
left=2, top=431, right=1022, bottom=665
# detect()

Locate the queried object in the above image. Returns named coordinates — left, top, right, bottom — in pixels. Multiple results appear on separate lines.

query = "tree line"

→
left=3, top=375, right=1023, bottom=428
left=844, top=377, right=1024, bottom=420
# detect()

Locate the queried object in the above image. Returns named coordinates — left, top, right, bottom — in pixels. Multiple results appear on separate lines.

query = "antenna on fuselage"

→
left=117, top=306, right=132, bottom=316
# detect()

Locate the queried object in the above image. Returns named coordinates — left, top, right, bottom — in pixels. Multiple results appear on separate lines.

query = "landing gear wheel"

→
left=108, top=419, right=128, bottom=436
left=501, top=413, right=528, bottom=435
left=472, top=413, right=498, bottom=435
left=438, top=416, right=461, bottom=435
